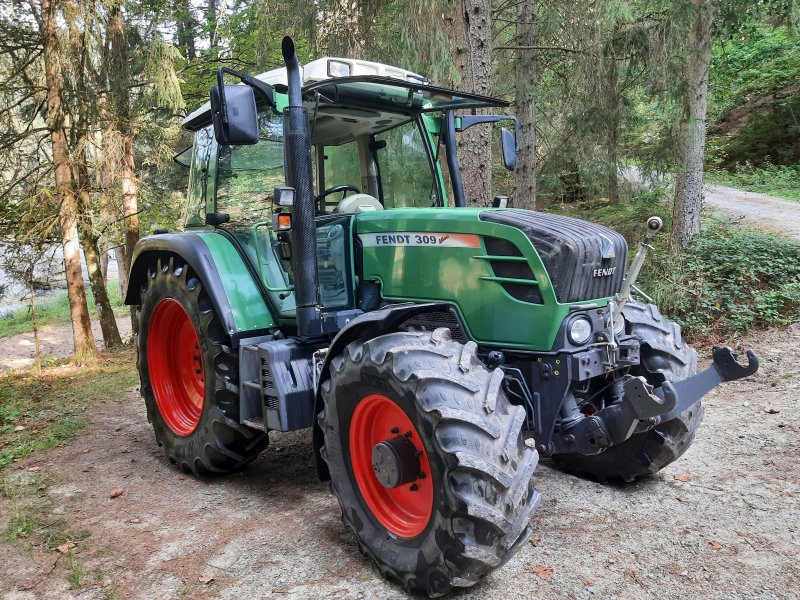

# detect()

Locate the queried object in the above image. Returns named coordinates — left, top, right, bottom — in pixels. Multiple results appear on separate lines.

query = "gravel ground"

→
left=704, top=184, right=800, bottom=242
left=0, top=325, right=798, bottom=600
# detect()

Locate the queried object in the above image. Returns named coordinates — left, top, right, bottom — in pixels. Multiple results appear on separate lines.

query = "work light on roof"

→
left=327, top=60, right=352, bottom=78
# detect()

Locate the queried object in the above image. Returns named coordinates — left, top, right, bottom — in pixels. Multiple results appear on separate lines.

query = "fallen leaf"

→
left=128, top=518, right=141, bottom=524
left=100, top=578, right=113, bottom=588
left=176, top=475, right=185, bottom=480
left=529, top=538, right=539, bottom=547
left=28, top=466, right=41, bottom=472
left=17, top=579, right=39, bottom=591
left=764, top=408, right=780, bottom=414
left=57, top=542, right=77, bottom=554
left=583, top=579, right=594, bottom=586
left=198, top=573, right=215, bottom=585
left=674, top=474, right=691, bottom=482
left=530, top=565, right=554, bottom=580
left=709, top=540, right=723, bottom=550
left=14, top=425, right=26, bottom=432
left=109, top=488, right=124, bottom=498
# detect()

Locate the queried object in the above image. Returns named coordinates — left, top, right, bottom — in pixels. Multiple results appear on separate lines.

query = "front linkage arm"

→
left=552, top=347, right=759, bottom=456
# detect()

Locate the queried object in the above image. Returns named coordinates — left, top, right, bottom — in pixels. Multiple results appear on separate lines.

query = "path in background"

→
left=704, top=184, right=800, bottom=241
left=0, top=316, right=132, bottom=371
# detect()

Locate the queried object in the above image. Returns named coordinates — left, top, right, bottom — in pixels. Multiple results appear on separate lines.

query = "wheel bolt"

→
left=390, top=427, right=399, bottom=434
left=409, top=484, right=418, bottom=492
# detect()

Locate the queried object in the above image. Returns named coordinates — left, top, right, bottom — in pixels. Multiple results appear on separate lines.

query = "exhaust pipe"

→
left=282, top=36, right=320, bottom=337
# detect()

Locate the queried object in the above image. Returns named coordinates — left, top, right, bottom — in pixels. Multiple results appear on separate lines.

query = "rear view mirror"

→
left=210, top=84, right=259, bottom=145
left=501, top=127, right=517, bottom=170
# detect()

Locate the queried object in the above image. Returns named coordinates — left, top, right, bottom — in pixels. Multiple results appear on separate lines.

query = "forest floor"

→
left=0, top=325, right=798, bottom=599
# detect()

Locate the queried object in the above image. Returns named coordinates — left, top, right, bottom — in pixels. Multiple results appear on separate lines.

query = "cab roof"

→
left=182, top=57, right=508, bottom=132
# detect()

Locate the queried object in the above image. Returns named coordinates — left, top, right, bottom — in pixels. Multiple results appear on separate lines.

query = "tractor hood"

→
left=479, top=209, right=628, bottom=303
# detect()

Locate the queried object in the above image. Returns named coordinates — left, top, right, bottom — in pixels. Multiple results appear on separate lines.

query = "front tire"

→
left=320, top=328, right=540, bottom=597
left=552, top=302, right=703, bottom=483
left=136, top=254, right=268, bottom=475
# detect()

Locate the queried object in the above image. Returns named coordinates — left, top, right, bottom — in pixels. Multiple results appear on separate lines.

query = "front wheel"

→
left=320, top=328, right=540, bottom=597
left=136, top=254, right=268, bottom=475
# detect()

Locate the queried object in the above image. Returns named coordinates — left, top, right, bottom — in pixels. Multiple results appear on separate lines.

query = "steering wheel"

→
left=314, top=184, right=361, bottom=211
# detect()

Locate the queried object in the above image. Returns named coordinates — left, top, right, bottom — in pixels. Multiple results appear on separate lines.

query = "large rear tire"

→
left=320, top=328, right=540, bottom=597
left=552, top=302, right=703, bottom=483
left=136, top=254, right=268, bottom=475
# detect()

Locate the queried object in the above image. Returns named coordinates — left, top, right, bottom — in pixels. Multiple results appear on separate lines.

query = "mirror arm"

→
left=215, top=66, right=276, bottom=111
left=457, top=115, right=520, bottom=152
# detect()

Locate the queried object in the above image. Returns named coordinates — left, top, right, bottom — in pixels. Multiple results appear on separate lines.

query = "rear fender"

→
left=312, top=302, right=451, bottom=481
left=125, top=233, right=275, bottom=345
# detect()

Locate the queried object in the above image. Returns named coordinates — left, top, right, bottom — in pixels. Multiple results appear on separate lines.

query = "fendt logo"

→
left=593, top=266, right=617, bottom=277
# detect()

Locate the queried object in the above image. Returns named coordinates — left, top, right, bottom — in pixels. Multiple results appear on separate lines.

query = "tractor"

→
left=125, top=37, right=759, bottom=596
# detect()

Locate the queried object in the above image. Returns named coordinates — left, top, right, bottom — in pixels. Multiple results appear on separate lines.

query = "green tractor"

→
left=126, top=37, right=759, bottom=596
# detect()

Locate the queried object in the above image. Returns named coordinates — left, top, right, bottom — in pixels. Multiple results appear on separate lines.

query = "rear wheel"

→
left=320, top=328, right=540, bottom=597
left=136, top=254, right=268, bottom=475
left=553, top=302, right=703, bottom=483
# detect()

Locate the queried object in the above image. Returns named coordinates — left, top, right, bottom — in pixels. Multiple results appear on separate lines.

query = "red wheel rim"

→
left=147, top=299, right=205, bottom=436
left=349, top=394, right=433, bottom=538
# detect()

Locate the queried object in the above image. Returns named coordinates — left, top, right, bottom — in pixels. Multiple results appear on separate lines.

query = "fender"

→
left=125, top=232, right=275, bottom=344
left=312, top=301, right=452, bottom=481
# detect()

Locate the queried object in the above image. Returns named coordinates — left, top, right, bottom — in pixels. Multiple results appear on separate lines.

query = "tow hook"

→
left=652, top=346, right=759, bottom=424
left=552, top=346, right=759, bottom=456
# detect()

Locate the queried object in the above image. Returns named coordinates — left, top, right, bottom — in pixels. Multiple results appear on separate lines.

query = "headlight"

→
left=568, top=317, right=593, bottom=345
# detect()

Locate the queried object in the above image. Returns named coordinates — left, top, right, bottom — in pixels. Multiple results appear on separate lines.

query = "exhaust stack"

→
left=282, top=36, right=320, bottom=337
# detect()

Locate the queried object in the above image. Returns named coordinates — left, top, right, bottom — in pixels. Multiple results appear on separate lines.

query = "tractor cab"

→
left=178, top=57, right=515, bottom=323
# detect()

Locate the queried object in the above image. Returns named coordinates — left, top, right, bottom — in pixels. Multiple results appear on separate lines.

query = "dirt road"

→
left=1, top=326, right=798, bottom=599
left=0, top=317, right=132, bottom=371
left=704, top=184, right=800, bottom=241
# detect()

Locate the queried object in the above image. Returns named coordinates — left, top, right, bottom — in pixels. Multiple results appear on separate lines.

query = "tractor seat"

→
left=335, top=193, right=384, bottom=214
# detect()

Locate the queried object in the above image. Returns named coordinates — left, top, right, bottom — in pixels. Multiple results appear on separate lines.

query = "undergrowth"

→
left=553, top=191, right=800, bottom=342
left=706, top=163, right=800, bottom=202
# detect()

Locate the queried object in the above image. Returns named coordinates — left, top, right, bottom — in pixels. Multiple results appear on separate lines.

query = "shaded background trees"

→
left=1, top=0, right=798, bottom=355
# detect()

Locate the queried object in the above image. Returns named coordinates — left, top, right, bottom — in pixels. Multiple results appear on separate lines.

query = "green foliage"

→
left=555, top=191, right=800, bottom=340
left=710, top=24, right=800, bottom=120
left=707, top=163, right=800, bottom=200
left=707, top=24, right=800, bottom=169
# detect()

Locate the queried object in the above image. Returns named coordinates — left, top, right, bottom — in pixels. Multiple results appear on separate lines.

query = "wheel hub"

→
left=372, top=435, right=421, bottom=489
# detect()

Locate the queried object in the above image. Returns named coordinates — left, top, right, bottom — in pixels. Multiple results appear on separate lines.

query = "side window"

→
left=185, top=127, right=213, bottom=227
left=376, top=121, right=437, bottom=208
left=216, top=111, right=284, bottom=227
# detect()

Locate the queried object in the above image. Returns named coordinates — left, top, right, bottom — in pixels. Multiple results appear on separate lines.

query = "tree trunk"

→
left=41, top=0, right=96, bottom=359
left=108, top=3, right=140, bottom=333
left=176, top=0, right=197, bottom=60
left=671, top=0, right=713, bottom=249
left=116, top=246, right=129, bottom=297
left=452, top=0, right=493, bottom=206
left=514, top=0, right=537, bottom=210
left=81, top=232, right=122, bottom=348
left=605, top=43, right=620, bottom=203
